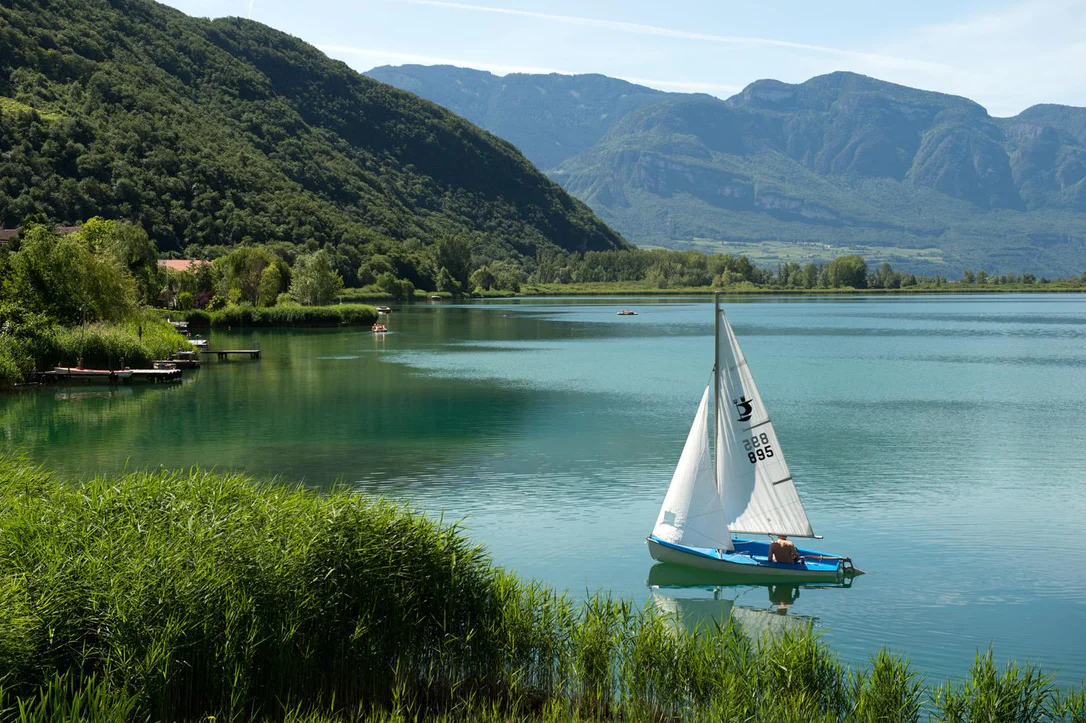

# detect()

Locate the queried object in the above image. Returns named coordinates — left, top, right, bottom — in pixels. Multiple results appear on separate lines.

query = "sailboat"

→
left=647, top=296, right=861, bottom=581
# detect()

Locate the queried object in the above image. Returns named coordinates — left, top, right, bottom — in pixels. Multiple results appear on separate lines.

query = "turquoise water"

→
left=4, top=294, right=1085, bottom=684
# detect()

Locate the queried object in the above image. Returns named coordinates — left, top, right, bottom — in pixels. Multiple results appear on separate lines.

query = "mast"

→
left=713, top=292, right=720, bottom=436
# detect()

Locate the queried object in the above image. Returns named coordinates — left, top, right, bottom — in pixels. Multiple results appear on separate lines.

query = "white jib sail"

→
left=653, top=385, right=734, bottom=550
left=716, top=311, right=815, bottom=537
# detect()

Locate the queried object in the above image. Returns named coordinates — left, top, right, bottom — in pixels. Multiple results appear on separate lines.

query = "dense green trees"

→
left=289, top=250, right=343, bottom=306
left=0, top=0, right=625, bottom=264
left=1, top=222, right=151, bottom=324
left=0, top=222, right=187, bottom=384
left=212, top=246, right=290, bottom=306
left=826, top=255, right=868, bottom=289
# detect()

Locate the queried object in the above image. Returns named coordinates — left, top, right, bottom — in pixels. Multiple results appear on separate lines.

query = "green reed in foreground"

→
left=0, top=456, right=1082, bottom=722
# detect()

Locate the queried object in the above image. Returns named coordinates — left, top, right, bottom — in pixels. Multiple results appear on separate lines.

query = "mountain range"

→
left=367, top=65, right=1086, bottom=276
left=0, top=0, right=624, bottom=258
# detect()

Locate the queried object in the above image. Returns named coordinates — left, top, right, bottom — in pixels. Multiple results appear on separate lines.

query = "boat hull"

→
left=647, top=536, right=851, bottom=581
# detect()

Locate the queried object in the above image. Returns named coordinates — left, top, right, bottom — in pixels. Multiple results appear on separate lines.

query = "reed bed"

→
left=0, top=456, right=1082, bottom=722
left=0, top=316, right=190, bottom=386
left=168, top=304, right=378, bottom=328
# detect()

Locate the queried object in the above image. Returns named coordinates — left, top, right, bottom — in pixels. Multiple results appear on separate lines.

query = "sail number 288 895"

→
left=742, top=433, right=774, bottom=464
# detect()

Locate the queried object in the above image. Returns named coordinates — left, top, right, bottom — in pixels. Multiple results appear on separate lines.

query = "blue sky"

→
left=161, top=0, right=1086, bottom=116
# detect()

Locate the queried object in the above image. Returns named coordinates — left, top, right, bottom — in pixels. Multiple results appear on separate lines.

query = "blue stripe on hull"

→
left=647, top=536, right=846, bottom=581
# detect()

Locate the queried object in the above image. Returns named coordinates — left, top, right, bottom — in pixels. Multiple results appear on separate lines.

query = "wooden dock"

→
left=130, top=368, right=183, bottom=383
left=200, top=349, right=261, bottom=361
left=39, top=368, right=182, bottom=384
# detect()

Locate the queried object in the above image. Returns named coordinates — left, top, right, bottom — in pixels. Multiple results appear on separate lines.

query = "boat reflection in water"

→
left=647, top=563, right=855, bottom=640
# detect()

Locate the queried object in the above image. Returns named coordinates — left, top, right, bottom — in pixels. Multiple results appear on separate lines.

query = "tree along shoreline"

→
left=0, top=455, right=1082, bottom=722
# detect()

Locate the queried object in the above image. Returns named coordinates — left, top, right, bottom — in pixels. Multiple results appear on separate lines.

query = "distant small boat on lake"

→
left=617, top=309, right=638, bottom=316
left=372, top=323, right=388, bottom=333
left=647, top=295, right=861, bottom=581
left=190, top=335, right=209, bottom=349
left=376, top=306, right=392, bottom=314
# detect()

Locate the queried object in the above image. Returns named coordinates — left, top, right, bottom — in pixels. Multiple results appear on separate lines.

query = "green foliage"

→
left=850, top=650, right=923, bottom=722
left=257, top=263, right=284, bottom=307
left=1, top=224, right=138, bottom=324
left=213, top=246, right=291, bottom=306
left=0, top=456, right=1080, bottom=721
left=179, top=303, right=377, bottom=327
left=0, top=0, right=625, bottom=260
left=0, top=310, right=189, bottom=386
left=375, top=273, right=416, bottom=300
left=933, top=650, right=1055, bottom=723
left=289, top=250, right=344, bottom=306
left=79, top=216, right=162, bottom=305
left=826, top=255, right=869, bottom=289
left=434, top=235, right=473, bottom=292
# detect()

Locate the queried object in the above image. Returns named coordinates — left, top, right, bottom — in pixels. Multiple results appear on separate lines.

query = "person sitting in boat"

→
left=768, top=534, right=802, bottom=564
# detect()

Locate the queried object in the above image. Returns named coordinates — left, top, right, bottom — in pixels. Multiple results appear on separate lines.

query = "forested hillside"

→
left=0, top=0, right=625, bottom=259
left=373, top=67, right=1086, bottom=276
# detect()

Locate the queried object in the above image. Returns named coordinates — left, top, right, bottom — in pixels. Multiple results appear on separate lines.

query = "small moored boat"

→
left=376, top=306, right=392, bottom=314
left=617, top=309, right=638, bottom=316
left=647, top=295, right=861, bottom=581
left=372, top=323, right=388, bottom=333
left=190, top=335, right=210, bottom=349
left=52, top=366, right=134, bottom=382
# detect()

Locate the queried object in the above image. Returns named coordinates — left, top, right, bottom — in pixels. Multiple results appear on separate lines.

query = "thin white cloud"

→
left=320, top=45, right=741, bottom=97
left=247, top=0, right=254, bottom=19
left=883, top=0, right=1086, bottom=115
left=396, top=0, right=951, bottom=73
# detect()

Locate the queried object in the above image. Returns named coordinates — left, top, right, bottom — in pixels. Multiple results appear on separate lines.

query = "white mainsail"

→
left=715, top=310, right=815, bottom=538
left=653, top=385, right=734, bottom=551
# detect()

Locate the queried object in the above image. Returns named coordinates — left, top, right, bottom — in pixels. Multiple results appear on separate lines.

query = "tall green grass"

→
left=167, top=304, right=377, bottom=327
left=0, top=456, right=1081, bottom=721
left=0, top=316, right=190, bottom=386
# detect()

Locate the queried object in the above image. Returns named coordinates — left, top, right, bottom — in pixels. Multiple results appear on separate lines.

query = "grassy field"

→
left=0, top=456, right=1082, bottom=721
left=666, top=239, right=949, bottom=268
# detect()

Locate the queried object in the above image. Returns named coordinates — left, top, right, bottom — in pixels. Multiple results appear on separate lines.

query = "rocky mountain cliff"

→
left=372, top=67, right=1086, bottom=275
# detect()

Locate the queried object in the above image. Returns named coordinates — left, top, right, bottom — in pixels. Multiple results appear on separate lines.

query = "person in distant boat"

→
left=768, top=534, right=801, bottom=564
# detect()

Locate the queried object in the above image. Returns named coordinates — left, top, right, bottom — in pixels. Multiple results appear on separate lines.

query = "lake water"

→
left=4, top=294, right=1085, bottom=685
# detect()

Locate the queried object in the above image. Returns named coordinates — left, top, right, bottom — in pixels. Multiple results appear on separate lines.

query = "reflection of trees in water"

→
left=0, top=381, right=192, bottom=452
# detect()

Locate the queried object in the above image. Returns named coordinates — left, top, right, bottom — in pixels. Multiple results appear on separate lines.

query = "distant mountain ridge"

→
left=368, top=66, right=1086, bottom=275
left=365, top=65, right=682, bottom=171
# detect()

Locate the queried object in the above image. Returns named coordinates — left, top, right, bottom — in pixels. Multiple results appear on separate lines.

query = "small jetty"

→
left=200, top=348, right=261, bottom=361
left=130, top=367, right=182, bottom=383
left=40, top=366, right=179, bottom=384
left=42, top=367, right=131, bottom=384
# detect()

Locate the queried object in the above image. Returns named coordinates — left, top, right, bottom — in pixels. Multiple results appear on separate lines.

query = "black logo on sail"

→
left=733, top=396, right=753, bottom=422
